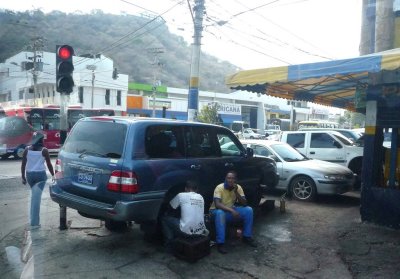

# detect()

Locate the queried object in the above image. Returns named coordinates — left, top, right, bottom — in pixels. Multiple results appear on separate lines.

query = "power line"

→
left=231, top=0, right=333, bottom=59
left=206, top=0, right=333, bottom=62
left=73, top=1, right=183, bottom=68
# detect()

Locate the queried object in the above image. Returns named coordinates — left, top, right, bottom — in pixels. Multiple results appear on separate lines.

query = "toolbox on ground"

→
left=173, top=235, right=210, bottom=263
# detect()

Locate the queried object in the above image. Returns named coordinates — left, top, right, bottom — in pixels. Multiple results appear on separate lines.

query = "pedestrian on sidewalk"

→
left=209, top=170, right=257, bottom=254
left=21, top=132, right=55, bottom=229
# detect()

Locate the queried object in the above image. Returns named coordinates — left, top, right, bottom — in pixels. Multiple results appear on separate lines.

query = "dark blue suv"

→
left=50, top=117, right=278, bottom=233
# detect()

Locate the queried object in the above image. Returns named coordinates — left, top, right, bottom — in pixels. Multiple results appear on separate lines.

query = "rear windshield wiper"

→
left=106, top=152, right=121, bottom=158
left=77, top=149, right=107, bottom=158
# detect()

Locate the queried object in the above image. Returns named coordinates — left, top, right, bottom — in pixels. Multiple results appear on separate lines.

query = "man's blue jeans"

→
left=210, top=206, right=253, bottom=244
left=26, top=171, right=47, bottom=226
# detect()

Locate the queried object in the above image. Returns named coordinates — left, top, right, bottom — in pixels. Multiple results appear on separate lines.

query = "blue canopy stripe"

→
left=225, top=49, right=400, bottom=110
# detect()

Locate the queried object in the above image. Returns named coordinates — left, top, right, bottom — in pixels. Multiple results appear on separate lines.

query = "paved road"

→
left=0, top=157, right=57, bottom=179
left=0, top=162, right=399, bottom=278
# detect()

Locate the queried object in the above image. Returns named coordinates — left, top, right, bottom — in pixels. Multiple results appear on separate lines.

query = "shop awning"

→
left=226, top=48, right=400, bottom=111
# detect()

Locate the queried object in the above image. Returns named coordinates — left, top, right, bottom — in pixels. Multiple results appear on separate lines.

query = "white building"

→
left=127, top=84, right=313, bottom=132
left=0, top=51, right=128, bottom=115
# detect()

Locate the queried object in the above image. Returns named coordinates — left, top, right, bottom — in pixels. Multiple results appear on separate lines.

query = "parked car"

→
left=241, top=139, right=356, bottom=201
left=265, top=124, right=282, bottom=141
left=240, top=128, right=264, bottom=139
left=50, top=117, right=279, bottom=234
left=298, top=128, right=362, bottom=143
left=279, top=130, right=363, bottom=185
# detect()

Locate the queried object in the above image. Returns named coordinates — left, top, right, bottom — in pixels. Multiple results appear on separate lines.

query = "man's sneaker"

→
left=217, top=244, right=228, bottom=254
left=242, top=237, right=257, bottom=247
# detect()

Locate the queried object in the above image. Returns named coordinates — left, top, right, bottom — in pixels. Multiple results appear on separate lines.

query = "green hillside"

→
left=0, top=9, right=239, bottom=92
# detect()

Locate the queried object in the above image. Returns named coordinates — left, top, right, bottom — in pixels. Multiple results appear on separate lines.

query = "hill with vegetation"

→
left=0, top=9, right=239, bottom=92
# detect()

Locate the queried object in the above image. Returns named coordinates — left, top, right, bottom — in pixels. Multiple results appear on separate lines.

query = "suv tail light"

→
left=107, top=171, right=139, bottom=194
left=55, top=159, right=63, bottom=179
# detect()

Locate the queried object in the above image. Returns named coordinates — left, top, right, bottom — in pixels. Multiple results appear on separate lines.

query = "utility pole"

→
left=86, top=64, right=97, bottom=108
left=148, top=48, right=164, bottom=117
left=29, top=37, right=44, bottom=106
left=187, top=0, right=205, bottom=122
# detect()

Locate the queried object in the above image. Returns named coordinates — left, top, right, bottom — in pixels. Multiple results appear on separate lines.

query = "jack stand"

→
left=280, top=193, right=286, bottom=213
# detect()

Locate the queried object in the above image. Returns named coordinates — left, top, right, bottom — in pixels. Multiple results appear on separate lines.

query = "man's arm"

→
left=215, top=199, right=240, bottom=218
left=234, top=184, right=247, bottom=206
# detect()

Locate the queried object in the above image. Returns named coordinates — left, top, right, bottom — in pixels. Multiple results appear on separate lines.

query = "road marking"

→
left=0, top=175, right=18, bottom=180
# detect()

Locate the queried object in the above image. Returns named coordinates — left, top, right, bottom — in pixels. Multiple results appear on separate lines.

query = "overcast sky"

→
left=2, top=0, right=362, bottom=70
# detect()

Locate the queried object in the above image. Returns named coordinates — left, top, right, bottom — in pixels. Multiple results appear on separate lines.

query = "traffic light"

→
left=112, top=67, right=119, bottom=80
left=56, top=45, right=74, bottom=94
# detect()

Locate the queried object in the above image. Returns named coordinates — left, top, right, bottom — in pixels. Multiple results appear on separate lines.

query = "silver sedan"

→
left=241, top=139, right=356, bottom=201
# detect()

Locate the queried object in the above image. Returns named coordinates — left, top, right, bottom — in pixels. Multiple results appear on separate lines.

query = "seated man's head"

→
left=224, top=171, right=237, bottom=190
left=185, top=180, right=199, bottom=192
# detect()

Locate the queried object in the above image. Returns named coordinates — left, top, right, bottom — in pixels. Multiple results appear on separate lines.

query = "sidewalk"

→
left=1, top=184, right=400, bottom=278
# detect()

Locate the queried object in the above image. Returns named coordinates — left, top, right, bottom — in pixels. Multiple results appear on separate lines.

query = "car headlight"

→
left=324, top=174, right=346, bottom=180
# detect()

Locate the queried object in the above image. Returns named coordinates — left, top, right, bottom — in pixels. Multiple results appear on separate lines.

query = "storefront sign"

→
left=210, top=103, right=241, bottom=115
left=148, top=100, right=171, bottom=109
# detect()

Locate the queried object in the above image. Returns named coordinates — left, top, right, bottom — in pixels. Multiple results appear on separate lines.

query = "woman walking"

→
left=21, top=132, right=55, bottom=229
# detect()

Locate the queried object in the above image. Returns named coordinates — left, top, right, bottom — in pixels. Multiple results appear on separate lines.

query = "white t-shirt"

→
left=169, top=192, right=206, bottom=235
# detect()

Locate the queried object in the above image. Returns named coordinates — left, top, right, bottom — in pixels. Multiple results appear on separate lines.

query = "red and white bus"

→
left=0, top=106, right=114, bottom=159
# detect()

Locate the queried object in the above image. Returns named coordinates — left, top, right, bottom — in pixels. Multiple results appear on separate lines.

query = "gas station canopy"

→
left=226, top=48, right=400, bottom=111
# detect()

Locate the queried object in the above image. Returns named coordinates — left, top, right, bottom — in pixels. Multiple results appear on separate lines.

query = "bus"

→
left=297, top=120, right=339, bottom=130
left=1, top=106, right=114, bottom=158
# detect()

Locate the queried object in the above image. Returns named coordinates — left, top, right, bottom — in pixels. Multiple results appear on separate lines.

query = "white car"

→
left=240, top=128, right=264, bottom=139
left=241, top=139, right=356, bottom=201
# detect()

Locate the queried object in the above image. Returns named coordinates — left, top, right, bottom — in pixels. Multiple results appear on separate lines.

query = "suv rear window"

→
left=145, top=125, right=184, bottom=158
left=63, top=121, right=127, bottom=158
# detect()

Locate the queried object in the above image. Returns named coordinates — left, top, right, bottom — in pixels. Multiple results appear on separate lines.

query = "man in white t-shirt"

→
left=161, top=180, right=208, bottom=252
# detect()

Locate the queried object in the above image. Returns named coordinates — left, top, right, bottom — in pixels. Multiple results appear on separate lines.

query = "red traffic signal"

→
left=56, top=45, right=74, bottom=94
left=58, top=46, right=73, bottom=60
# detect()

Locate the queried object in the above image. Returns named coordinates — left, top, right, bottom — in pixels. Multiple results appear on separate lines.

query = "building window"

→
left=48, top=89, right=50, bottom=98
left=79, top=87, right=84, bottom=103
left=105, top=89, right=110, bottom=105
left=117, top=90, right=121, bottom=106
left=19, top=90, right=24, bottom=100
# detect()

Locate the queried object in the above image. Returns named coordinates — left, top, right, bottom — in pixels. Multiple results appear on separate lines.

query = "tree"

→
left=197, top=103, right=222, bottom=125
left=338, top=116, right=347, bottom=127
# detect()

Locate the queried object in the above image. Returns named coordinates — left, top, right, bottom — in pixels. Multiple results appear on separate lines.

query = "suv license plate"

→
left=78, top=172, right=93, bottom=185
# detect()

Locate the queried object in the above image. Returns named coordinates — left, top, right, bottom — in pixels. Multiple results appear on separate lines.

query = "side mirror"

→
left=333, top=141, right=342, bottom=148
left=246, top=147, right=254, bottom=158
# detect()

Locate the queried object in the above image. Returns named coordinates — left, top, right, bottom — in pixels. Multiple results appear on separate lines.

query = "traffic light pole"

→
left=56, top=45, right=74, bottom=231
left=59, top=93, right=68, bottom=144
left=59, top=92, right=69, bottom=230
